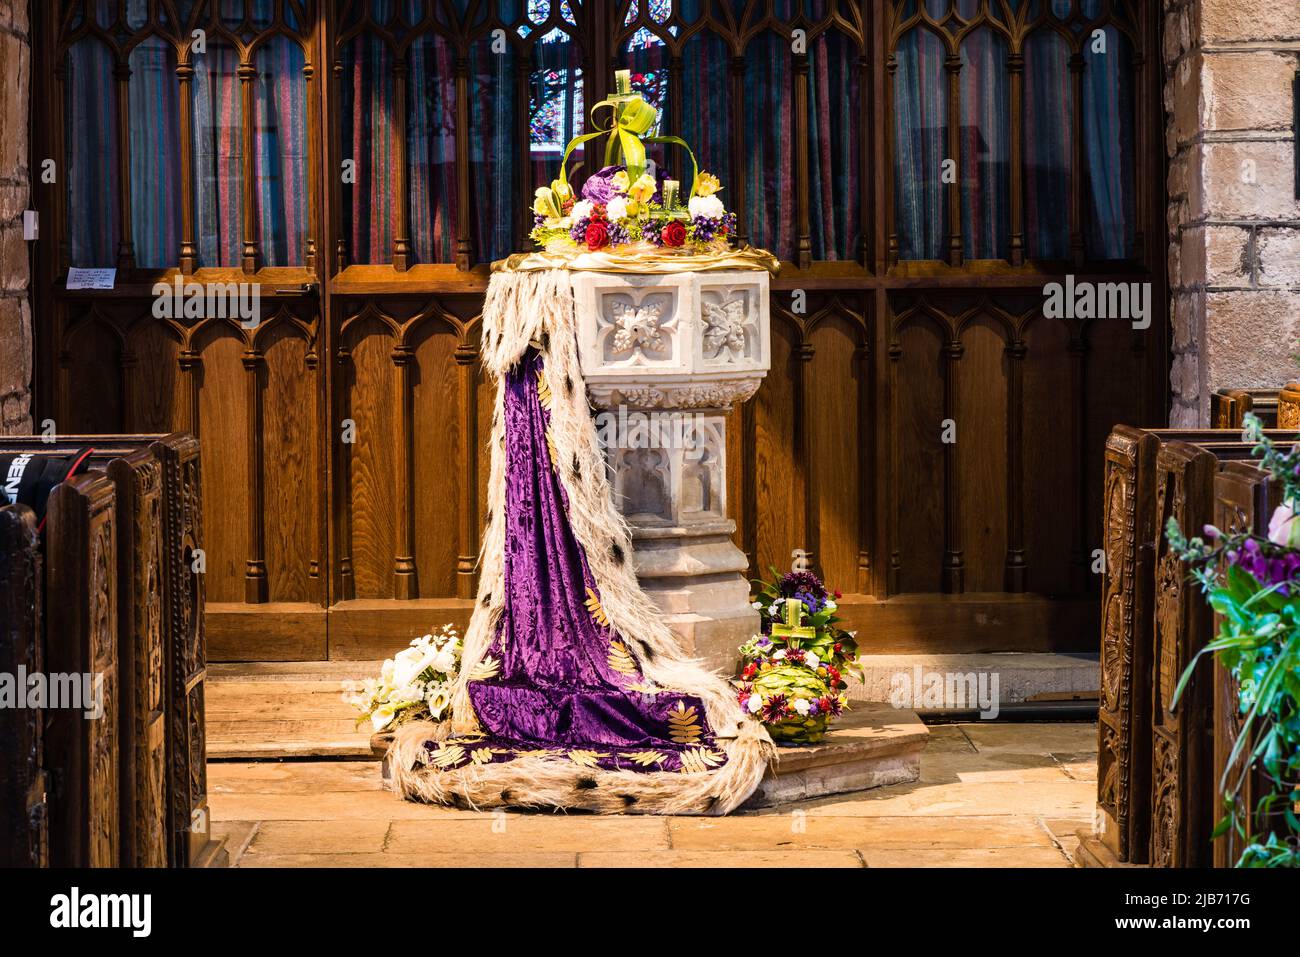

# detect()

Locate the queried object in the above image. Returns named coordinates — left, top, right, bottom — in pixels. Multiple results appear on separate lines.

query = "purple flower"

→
left=581, top=165, right=625, bottom=205
left=641, top=218, right=664, bottom=246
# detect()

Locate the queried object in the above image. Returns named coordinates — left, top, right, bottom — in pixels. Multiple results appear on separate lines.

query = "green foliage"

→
left=1167, top=414, right=1300, bottom=867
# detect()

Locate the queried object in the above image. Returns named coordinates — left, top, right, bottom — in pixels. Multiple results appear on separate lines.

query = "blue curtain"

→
left=469, top=36, right=519, bottom=263
left=1023, top=29, right=1071, bottom=260
left=410, top=32, right=458, bottom=263
left=254, top=36, right=308, bottom=266
left=807, top=27, right=862, bottom=261
left=959, top=28, right=1010, bottom=260
left=65, top=38, right=119, bottom=267
left=128, top=38, right=181, bottom=269
left=341, top=26, right=395, bottom=264
left=191, top=41, right=245, bottom=268
left=1083, top=25, right=1135, bottom=260
left=893, top=27, right=947, bottom=260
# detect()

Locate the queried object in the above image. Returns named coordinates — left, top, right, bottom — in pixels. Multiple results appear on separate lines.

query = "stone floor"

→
left=208, top=720, right=1097, bottom=868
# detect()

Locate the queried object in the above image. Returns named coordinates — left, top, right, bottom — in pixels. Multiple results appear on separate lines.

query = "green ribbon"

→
left=556, top=94, right=699, bottom=198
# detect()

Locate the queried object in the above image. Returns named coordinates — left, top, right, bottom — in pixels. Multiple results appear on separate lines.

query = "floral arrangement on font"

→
left=530, top=70, right=736, bottom=255
left=736, top=569, right=862, bottom=744
left=1166, top=413, right=1300, bottom=868
left=341, top=624, right=462, bottom=733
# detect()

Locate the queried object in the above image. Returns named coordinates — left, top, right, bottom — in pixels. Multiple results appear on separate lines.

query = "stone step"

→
left=744, top=704, right=927, bottom=807
left=846, top=653, right=1099, bottom=710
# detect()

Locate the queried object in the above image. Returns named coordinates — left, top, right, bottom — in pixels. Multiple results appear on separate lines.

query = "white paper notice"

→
left=66, top=268, right=117, bottom=290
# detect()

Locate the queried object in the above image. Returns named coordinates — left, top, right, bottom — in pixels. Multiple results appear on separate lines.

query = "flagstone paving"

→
left=208, top=721, right=1096, bottom=868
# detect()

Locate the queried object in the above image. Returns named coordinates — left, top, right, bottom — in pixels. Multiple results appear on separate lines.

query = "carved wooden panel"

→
left=1095, top=424, right=1157, bottom=863
left=1149, top=441, right=1215, bottom=868
left=106, top=451, right=169, bottom=868
left=45, top=472, right=119, bottom=868
left=152, top=433, right=210, bottom=867
left=0, top=505, right=46, bottom=868
left=50, top=300, right=326, bottom=660
left=0, top=433, right=211, bottom=864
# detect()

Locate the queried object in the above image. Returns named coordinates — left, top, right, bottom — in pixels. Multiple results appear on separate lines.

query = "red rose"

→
left=585, top=221, right=610, bottom=251
left=662, top=220, right=687, bottom=247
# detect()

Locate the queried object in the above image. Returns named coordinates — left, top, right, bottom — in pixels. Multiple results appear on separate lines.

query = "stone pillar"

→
left=572, top=269, right=770, bottom=672
left=0, top=0, right=31, bottom=435
left=1165, top=0, right=1300, bottom=425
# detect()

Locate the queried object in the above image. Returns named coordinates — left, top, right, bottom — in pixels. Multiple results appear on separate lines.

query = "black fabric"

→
left=0, top=448, right=96, bottom=526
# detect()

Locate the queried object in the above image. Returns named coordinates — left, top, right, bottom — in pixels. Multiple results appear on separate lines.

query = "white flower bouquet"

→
left=341, top=624, right=462, bottom=733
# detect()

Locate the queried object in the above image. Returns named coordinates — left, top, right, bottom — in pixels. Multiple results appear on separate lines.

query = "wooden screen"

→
left=33, top=0, right=1168, bottom=660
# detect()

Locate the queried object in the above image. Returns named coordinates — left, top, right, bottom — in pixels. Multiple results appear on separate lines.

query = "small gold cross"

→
left=771, top=597, right=815, bottom=644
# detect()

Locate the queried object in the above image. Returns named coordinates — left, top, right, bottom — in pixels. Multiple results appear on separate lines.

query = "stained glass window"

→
left=623, top=0, right=673, bottom=132
left=526, top=1, right=582, bottom=159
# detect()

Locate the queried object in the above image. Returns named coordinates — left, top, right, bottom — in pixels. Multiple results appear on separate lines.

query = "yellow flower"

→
left=625, top=199, right=642, bottom=217
left=612, top=170, right=630, bottom=192
left=627, top=172, right=657, bottom=204
left=694, top=171, right=723, bottom=196
left=550, top=179, right=573, bottom=204
left=533, top=186, right=561, bottom=220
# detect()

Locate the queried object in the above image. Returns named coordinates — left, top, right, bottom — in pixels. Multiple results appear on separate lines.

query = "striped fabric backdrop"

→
left=469, top=37, right=517, bottom=264
left=893, top=26, right=948, bottom=260
left=1082, top=24, right=1134, bottom=260
left=65, top=38, right=119, bottom=268
left=959, top=28, right=1010, bottom=260
left=254, top=37, right=309, bottom=266
left=128, top=38, right=182, bottom=269
left=409, top=34, right=458, bottom=264
left=1024, top=28, right=1072, bottom=260
left=341, top=29, right=396, bottom=264
left=192, top=41, right=246, bottom=268
left=58, top=1, right=1138, bottom=271
left=896, top=14, right=1134, bottom=262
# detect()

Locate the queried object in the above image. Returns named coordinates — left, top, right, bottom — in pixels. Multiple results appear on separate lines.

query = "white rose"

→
left=805, top=651, right=820, bottom=670
left=571, top=200, right=594, bottom=221
left=605, top=196, right=629, bottom=221
left=688, top=194, right=725, bottom=220
left=773, top=649, right=787, bottom=660
left=793, top=698, right=810, bottom=716
left=746, top=694, right=763, bottom=714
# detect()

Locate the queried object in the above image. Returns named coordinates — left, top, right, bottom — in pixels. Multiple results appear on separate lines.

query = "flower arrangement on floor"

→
left=736, top=569, right=862, bottom=745
left=342, top=625, right=461, bottom=733
left=1166, top=414, right=1300, bottom=868
left=529, top=70, right=736, bottom=256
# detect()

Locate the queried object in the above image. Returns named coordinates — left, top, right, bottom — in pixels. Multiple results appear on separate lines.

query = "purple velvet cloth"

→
left=457, top=351, right=725, bottom=773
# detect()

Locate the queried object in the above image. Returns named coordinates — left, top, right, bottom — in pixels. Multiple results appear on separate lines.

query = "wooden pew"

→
left=1209, top=461, right=1282, bottom=867
left=1149, top=441, right=1216, bottom=867
left=0, top=504, right=47, bottom=867
left=1212, top=383, right=1300, bottom=430
left=0, top=434, right=210, bottom=867
left=44, top=472, right=120, bottom=867
left=1090, top=428, right=1295, bottom=867
left=1212, top=389, right=1279, bottom=430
